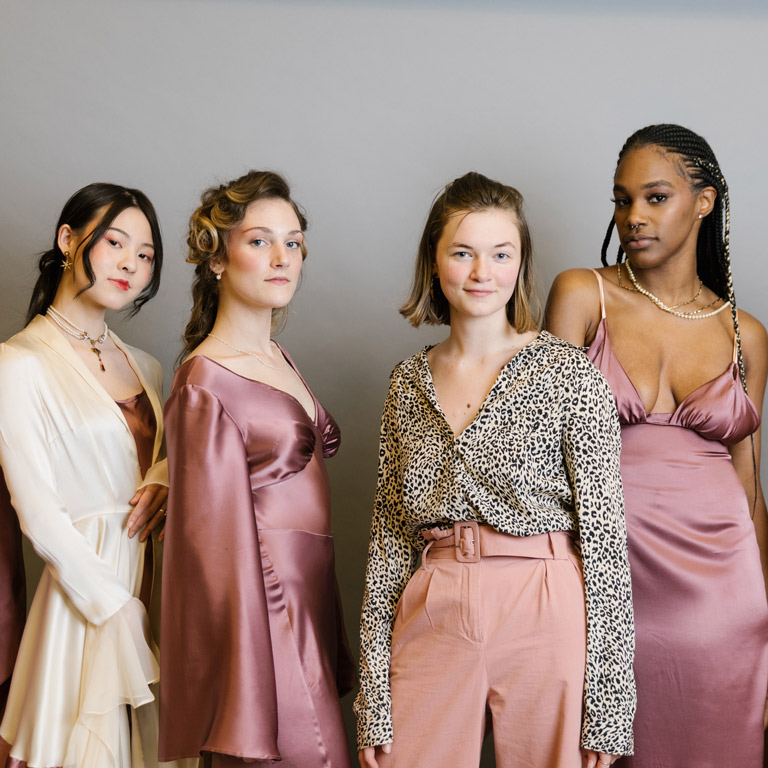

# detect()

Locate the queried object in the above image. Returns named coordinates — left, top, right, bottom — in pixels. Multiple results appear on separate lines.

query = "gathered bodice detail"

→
left=586, top=270, right=759, bottom=445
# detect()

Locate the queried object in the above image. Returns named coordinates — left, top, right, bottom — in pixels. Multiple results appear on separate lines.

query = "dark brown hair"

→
left=27, top=183, right=162, bottom=324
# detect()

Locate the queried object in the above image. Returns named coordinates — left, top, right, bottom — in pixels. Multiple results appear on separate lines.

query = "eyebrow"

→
left=450, top=241, right=517, bottom=249
left=242, top=226, right=303, bottom=237
left=613, top=180, right=674, bottom=192
left=107, top=226, right=154, bottom=250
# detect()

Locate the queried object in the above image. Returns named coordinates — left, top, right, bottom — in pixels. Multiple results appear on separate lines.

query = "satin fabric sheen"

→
left=116, top=391, right=157, bottom=478
left=0, top=317, right=180, bottom=768
left=160, top=353, right=354, bottom=766
left=588, top=312, right=768, bottom=767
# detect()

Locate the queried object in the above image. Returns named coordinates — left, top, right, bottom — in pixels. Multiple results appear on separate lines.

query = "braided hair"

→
left=601, top=124, right=745, bottom=392
left=603, top=124, right=758, bottom=515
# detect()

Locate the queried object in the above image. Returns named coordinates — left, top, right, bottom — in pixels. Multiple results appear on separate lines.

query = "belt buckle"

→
left=454, top=521, right=480, bottom=563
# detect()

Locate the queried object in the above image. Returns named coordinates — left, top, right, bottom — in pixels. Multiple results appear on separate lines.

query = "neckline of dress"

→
left=183, top=351, right=319, bottom=426
left=595, top=316, right=739, bottom=420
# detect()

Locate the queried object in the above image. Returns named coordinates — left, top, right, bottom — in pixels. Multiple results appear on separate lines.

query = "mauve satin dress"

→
left=159, top=353, right=355, bottom=767
left=588, top=302, right=768, bottom=767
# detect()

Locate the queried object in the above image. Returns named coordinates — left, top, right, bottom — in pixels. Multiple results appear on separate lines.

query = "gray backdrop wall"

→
left=2, top=1, right=767, bottom=763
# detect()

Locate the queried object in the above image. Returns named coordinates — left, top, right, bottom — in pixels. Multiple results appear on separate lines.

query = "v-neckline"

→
left=420, top=332, right=543, bottom=438
left=596, top=316, right=736, bottom=419
left=190, top=348, right=318, bottom=426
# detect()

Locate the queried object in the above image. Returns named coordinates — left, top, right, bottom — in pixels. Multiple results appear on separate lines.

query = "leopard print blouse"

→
left=354, top=332, right=635, bottom=755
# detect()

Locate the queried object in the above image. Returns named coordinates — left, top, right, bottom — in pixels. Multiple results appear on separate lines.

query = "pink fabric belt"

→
left=420, top=522, right=576, bottom=567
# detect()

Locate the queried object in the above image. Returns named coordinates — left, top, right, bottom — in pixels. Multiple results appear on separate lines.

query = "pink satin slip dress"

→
left=587, top=271, right=768, bottom=767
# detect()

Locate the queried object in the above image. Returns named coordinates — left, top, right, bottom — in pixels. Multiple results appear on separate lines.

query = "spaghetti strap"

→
left=590, top=269, right=606, bottom=319
left=733, top=309, right=739, bottom=364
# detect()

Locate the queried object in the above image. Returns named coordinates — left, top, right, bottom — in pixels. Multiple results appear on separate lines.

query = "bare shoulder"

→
left=738, top=309, right=768, bottom=348
left=545, top=267, right=603, bottom=346
left=737, top=309, right=768, bottom=373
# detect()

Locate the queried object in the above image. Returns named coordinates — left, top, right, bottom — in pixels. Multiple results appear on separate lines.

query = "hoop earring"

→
left=61, top=251, right=72, bottom=271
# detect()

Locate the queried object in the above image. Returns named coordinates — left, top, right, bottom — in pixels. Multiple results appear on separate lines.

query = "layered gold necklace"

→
left=618, top=262, right=729, bottom=320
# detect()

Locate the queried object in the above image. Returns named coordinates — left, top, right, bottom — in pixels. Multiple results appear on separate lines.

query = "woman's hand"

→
left=584, top=751, right=619, bottom=767
left=358, top=743, right=392, bottom=767
left=127, top=483, right=168, bottom=542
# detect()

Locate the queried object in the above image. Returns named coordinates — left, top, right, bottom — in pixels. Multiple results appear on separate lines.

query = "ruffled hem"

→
left=63, top=598, right=160, bottom=768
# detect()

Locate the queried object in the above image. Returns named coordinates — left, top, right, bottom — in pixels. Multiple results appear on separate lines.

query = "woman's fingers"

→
left=358, top=743, right=392, bottom=768
left=127, top=483, right=169, bottom=540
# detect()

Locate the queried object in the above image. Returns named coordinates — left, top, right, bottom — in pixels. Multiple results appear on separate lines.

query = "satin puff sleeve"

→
left=159, top=381, right=281, bottom=762
left=0, top=344, right=133, bottom=625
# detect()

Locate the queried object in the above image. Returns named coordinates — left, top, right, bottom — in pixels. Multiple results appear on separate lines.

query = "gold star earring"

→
left=61, top=251, right=72, bottom=270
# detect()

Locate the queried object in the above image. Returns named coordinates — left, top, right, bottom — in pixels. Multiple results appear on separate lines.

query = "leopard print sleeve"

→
left=561, top=355, right=636, bottom=755
left=354, top=366, right=416, bottom=750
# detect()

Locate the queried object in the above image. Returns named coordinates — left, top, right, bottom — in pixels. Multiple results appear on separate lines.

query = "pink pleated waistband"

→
left=421, top=522, right=577, bottom=566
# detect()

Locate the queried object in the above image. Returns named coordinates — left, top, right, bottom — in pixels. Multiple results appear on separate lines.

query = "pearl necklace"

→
left=616, top=263, right=704, bottom=308
left=46, top=306, right=109, bottom=372
left=623, top=261, right=730, bottom=320
left=207, top=333, right=285, bottom=370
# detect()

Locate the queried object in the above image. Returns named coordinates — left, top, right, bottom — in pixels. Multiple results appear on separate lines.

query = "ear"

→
left=57, top=224, right=75, bottom=253
left=210, top=262, right=224, bottom=278
left=697, top=186, right=717, bottom=219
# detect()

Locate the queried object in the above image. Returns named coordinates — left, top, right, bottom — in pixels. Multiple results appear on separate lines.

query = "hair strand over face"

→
left=400, top=171, right=540, bottom=332
left=26, top=183, right=163, bottom=325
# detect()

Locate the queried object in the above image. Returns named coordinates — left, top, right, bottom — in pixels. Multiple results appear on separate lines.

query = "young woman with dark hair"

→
left=159, top=170, right=354, bottom=767
left=0, top=183, right=174, bottom=767
left=356, top=172, right=636, bottom=768
left=546, top=124, right=768, bottom=766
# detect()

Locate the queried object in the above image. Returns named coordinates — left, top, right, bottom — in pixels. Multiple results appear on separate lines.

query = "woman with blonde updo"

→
left=159, top=170, right=354, bottom=767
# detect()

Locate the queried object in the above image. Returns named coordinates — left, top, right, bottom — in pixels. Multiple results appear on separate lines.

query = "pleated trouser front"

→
left=380, top=529, right=587, bottom=768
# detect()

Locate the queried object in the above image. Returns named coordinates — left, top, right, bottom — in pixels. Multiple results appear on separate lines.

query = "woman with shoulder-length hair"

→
left=0, top=183, right=176, bottom=767
left=546, top=123, right=768, bottom=766
left=356, top=172, right=635, bottom=768
left=159, top=170, right=355, bottom=767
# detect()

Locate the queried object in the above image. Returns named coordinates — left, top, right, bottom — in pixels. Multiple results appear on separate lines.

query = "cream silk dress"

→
left=0, top=316, right=190, bottom=768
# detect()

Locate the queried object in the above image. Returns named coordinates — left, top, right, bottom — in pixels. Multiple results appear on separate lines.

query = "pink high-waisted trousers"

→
left=379, top=525, right=587, bottom=768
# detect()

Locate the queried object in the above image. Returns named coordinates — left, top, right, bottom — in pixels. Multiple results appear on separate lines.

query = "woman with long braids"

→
left=357, top=172, right=635, bottom=768
left=159, top=170, right=354, bottom=767
left=547, top=124, right=768, bottom=766
left=0, top=183, right=175, bottom=766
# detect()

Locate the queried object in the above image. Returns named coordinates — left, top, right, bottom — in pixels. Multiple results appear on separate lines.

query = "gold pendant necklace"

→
left=46, top=306, right=109, bottom=372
